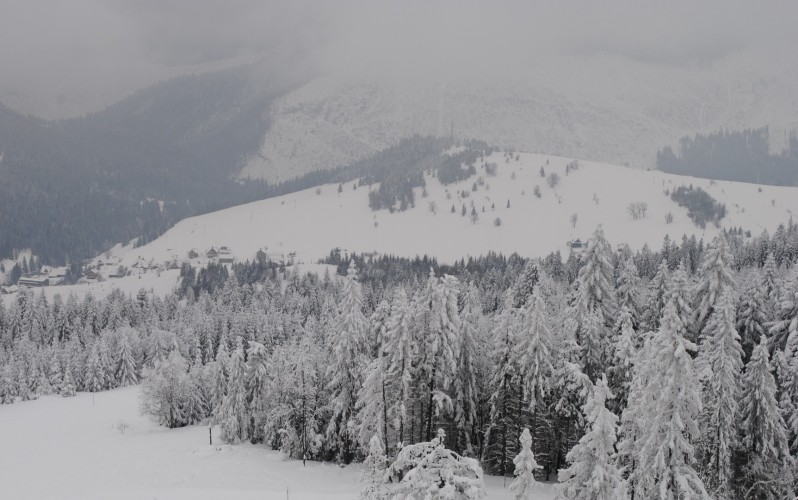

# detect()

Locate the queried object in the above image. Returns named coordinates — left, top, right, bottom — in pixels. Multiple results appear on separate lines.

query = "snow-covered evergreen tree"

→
left=556, top=376, right=626, bottom=500
left=737, top=270, right=770, bottom=360
left=642, top=259, right=669, bottom=332
left=84, top=342, right=106, bottom=393
left=666, top=261, right=694, bottom=340
left=454, top=282, right=480, bottom=455
left=246, top=340, right=270, bottom=442
left=0, top=359, right=16, bottom=403
left=384, top=288, right=414, bottom=447
left=768, top=265, right=798, bottom=350
left=615, top=257, right=642, bottom=326
left=608, top=306, right=636, bottom=412
left=326, top=260, right=367, bottom=462
left=415, top=270, right=460, bottom=441
left=509, top=428, right=541, bottom=499
left=216, top=337, right=249, bottom=443
left=484, top=293, right=522, bottom=476
left=636, top=300, right=710, bottom=499
left=738, top=335, right=794, bottom=499
left=139, top=349, right=191, bottom=428
left=617, top=329, right=654, bottom=495
left=209, top=338, right=230, bottom=412
left=60, top=365, right=76, bottom=397
left=694, top=234, right=735, bottom=336
left=575, top=226, right=617, bottom=322
left=518, top=288, right=553, bottom=410
left=696, top=290, right=743, bottom=495
left=356, top=352, right=390, bottom=454
left=116, top=330, right=138, bottom=387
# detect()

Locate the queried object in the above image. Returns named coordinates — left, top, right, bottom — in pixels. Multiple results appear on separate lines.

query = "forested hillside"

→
left=0, top=64, right=303, bottom=265
left=2, top=223, right=798, bottom=497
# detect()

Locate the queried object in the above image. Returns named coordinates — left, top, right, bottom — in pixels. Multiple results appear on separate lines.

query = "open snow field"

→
left=117, top=152, right=798, bottom=267
left=0, top=387, right=554, bottom=500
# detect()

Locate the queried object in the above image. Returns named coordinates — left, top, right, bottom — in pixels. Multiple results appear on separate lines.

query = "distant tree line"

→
left=657, top=127, right=798, bottom=186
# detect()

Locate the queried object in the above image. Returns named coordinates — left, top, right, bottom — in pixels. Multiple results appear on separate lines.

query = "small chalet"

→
left=188, top=249, right=199, bottom=259
left=206, top=247, right=218, bottom=259
left=108, top=266, right=126, bottom=278
left=568, top=239, right=586, bottom=250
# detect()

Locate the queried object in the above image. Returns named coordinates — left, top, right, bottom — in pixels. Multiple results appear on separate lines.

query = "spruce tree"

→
left=737, top=271, right=769, bottom=361
left=209, top=338, right=229, bottom=412
left=116, top=332, right=138, bottom=387
left=608, top=306, right=636, bottom=413
left=556, top=376, right=626, bottom=500
left=694, top=234, right=735, bottom=336
left=615, top=257, right=642, bottom=326
left=484, top=294, right=521, bottom=476
left=246, top=340, right=270, bottom=442
left=642, top=259, right=669, bottom=332
left=454, top=282, right=480, bottom=455
left=518, top=288, right=553, bottom=411
left=84, top=342, right=105, bottom=393
left=666, top=261, right=694, bottom=340
left=636, top=300, right=710, bottom=499
left=384, top=288, right=414, bottom=447
left=575, top=226, right=617, bottom=322
left=509, top=428, right=542, bottom=499
left=738, top=335, right=794, bottom=499
left=769, top=266, right=798, bottom=350
left=326, top=261, right=367, bottom=462
left=696, top=291, right=743, bottom=495
left=216, top=337, right=249, bottom=444
left=356, top=353, right=390, bottom=454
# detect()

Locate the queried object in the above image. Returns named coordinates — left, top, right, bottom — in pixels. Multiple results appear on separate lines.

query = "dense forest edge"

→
left=657, top=127, right=798, bottom=187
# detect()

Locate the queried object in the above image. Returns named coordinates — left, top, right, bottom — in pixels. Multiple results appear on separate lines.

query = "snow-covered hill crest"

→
left=115, top=152, right=798, bottom=267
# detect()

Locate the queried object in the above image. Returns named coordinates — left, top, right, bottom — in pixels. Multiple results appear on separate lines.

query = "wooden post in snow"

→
left=209, top=426, right=212, bottom=445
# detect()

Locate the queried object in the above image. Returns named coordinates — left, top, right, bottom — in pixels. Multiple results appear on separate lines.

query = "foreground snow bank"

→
left=0, top=386, right=553, bottom=499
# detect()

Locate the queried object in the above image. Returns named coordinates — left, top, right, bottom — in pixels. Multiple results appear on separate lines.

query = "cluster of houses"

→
left=186, top=246, right=236, bottom=264
left=1, top=266, right=67, bottom=294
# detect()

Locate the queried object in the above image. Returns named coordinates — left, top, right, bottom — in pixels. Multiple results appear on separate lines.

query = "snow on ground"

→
left=115, top=152, right=798, bottom=267
left=0, top=386, right=554, bottom=500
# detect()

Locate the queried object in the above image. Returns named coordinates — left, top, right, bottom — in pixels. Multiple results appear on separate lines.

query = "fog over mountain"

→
left=2, top=1, right=796, bottom=118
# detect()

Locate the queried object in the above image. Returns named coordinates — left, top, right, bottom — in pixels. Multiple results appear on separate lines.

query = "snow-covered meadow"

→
left=0, top=386, right=554, bottom=500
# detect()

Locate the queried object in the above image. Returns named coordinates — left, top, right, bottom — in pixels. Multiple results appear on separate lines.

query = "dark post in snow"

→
left=209, top=426, right=212, bottom=445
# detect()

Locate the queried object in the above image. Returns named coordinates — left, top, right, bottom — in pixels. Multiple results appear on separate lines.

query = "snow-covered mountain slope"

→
left=114, top=152, right=797, bottom=267
left=241, top=51, right=798, bottom=183
left=0, top=386, right=554, bottom=500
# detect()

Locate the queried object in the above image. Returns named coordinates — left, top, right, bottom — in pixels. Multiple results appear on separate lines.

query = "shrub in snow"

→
left=627, top=201, right=648, bottom=219
left=60, top=368, right=76, bottom=397
left=360, top=434, right=389, bottom=500
left=509, top=428, right=541, bottom=499
left=384, top=429, right=486, bottom=499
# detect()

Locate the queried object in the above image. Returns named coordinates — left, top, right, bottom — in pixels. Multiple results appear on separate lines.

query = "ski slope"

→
left=0, top=386, right=555, bottom=500
left=115, top=152, right=798, bottom=267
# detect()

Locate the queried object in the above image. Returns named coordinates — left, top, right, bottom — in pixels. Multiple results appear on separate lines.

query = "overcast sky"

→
left=1, top=0, right=796, bottom=117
